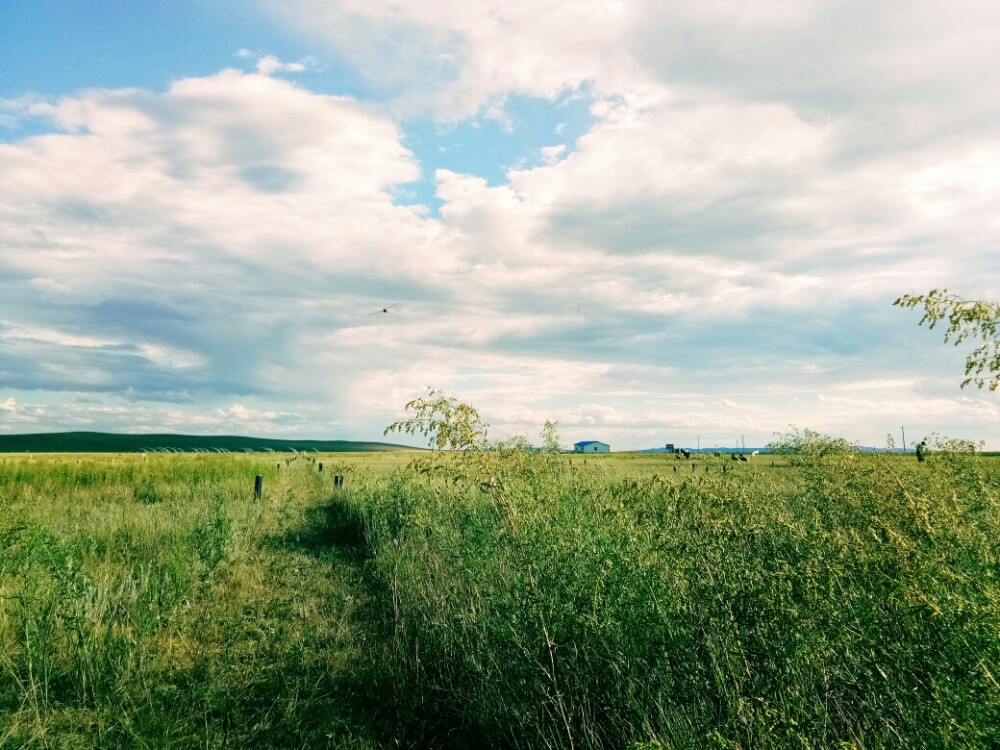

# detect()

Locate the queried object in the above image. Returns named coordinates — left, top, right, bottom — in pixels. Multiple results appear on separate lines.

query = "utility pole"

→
left=901, top=425, right=906, bottom=453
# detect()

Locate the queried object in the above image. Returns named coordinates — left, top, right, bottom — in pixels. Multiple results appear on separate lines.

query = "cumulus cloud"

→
left=255, top=55, right=308, bottom=75
left=0, top=70, right=448, bottom=428
left=629, top=0, right=1000, bottom=152
left=257, top=0, right=640, bottom=118
left=2, top=2, right=998, bottom=448
left=259, top=0, right=997, bottom=153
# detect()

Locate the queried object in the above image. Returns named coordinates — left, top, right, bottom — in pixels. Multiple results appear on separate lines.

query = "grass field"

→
left=1, top=446, right=999, bottom=748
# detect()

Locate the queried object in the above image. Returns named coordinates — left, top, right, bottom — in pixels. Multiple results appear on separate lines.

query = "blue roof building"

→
left=573, top=440, right=610, bottom=454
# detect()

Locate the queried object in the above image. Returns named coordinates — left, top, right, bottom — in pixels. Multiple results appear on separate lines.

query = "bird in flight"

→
left=370, top=302, right=402, bottom=316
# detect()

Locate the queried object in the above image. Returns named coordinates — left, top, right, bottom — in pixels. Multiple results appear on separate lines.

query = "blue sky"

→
left=1, top=0, right=998, bottom=450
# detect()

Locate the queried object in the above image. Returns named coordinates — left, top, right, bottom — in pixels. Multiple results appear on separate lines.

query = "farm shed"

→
left=574, top=440, right=610, bottom=454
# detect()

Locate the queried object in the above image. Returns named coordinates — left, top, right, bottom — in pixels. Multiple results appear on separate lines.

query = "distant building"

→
left=574, top=440, right=610, bottom=454
left=664, top=443, right=675, bottom=453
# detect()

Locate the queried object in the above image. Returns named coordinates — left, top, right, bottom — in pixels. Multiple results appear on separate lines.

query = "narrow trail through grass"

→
left=0, top=454, right=388, bottom=749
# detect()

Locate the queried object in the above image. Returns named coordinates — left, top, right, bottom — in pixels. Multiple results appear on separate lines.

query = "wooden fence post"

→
left=254, top=474, right=263, bottom=501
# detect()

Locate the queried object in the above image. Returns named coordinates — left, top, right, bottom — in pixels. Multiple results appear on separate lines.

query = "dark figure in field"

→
left=916, top=440, right=927, bottom=463
left=681, top=450, right=691, bottom=459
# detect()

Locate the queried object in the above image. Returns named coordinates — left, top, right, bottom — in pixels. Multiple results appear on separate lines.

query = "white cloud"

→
left=0, top=71, right=429, bottom=295
left=0, top=70, right=452, bottom=423
left=255, top=55, right=308, bottom=75
left=540, top=144, right=566, bottom=165
left=2, top=3, right=999, bottom=449
left=0, top=394, right=309, bottom=435
left=258, top=0, right=642, bottom=118
left=1, top=320, right=117, bottom=349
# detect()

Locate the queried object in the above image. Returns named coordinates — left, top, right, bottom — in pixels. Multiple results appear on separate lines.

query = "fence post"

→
left=254, top=474, right=263, bottom=501
left=318, top=462, right=323, bottom=472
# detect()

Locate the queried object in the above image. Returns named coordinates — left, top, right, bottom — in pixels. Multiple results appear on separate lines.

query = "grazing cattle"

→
left=713, top=451, right=722, bottom=457
left=738, top=454, right=749, bottom=462
left=681, top=450, right=691, bottom=459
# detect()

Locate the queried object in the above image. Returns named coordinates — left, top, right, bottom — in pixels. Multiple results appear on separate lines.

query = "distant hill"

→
left=0, top=432, right=418, bottom=454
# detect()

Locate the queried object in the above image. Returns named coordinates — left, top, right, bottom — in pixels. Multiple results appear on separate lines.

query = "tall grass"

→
left=2, top=446, right=999, bottom=747
left=0, top=453, right=378, bottom=748
left=341, top=448, right=1000, bottom=748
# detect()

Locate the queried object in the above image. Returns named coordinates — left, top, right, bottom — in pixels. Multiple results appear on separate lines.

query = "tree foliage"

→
left=384, top=388, right=534, bottom=535
left=540, top=420, right=562, bottom=454
left=767, top=427, right=855, bottom=457
left=894, top=289, right=1000, bottom=391
left=384, top=388, right=489, bottom=453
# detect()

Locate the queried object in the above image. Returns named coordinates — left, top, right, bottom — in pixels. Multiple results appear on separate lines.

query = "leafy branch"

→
left=384, top=388, right=489, bottom=454
left=385, top=388, right=521, bottom=534
left=766, top=427, right=855, bottom=457
left=894, top=289, right=1000, bottom=391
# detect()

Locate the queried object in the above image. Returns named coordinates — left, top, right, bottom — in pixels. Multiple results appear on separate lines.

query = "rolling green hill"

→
left=0, top=431, right=417, bottom=453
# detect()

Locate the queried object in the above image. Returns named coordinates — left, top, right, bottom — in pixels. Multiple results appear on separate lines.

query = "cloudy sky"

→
left=1, top=0, right=998, bottom=450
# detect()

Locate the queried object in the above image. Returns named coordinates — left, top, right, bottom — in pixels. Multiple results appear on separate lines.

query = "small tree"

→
left=894, top=289, right=1000, bottom=390
left=384, top=388, right=489, bottom=454
left=767, top=427, right=854, bottom=457
left=540, top=420, right=561, bottom=454
left=385, top=388, right=523, bottom=534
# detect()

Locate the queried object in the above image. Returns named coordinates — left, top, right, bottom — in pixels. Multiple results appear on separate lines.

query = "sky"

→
left=1, top=0, right=998, bottom=451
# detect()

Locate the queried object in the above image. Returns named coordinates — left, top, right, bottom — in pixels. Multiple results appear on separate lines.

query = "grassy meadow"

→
left=1, top=446, right=999, bottom=748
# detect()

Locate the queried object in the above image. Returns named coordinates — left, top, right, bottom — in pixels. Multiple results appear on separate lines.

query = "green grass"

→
left=1, top=449, right=998, bottom=747
left=0, top=452, right=385, bottom=748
